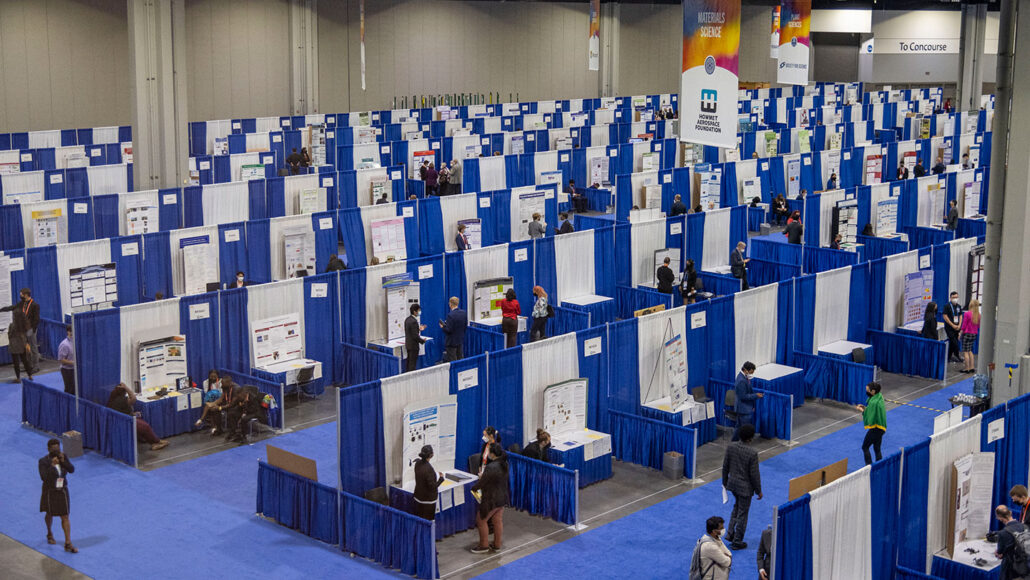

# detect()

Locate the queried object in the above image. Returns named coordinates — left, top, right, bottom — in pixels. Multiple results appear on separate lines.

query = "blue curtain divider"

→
left=774, top=495, right=814, bottom=580
left=615, top=285, right=673, bottom=320
left=897, top=567, right=943, bottom=580
left=340, top=491, right=436, bottom=580
left=447, top=355, right=489, bottom=472
left=22, top=380, right=135, bottom=466
left=801, top=246, right=858, bottom=274
left=748, top=257, right=801, bottom=287
left=706, top=378, right=792, bottom=440
left=487, top=347, right=524, bottom=446
left=337, top=381, right=386, bottom=495
left=867, top=330, right=946, bottom=380
left=870, top=452, right=902, bottom=580
left=1003, top=394, right=1030, bottom=528
left=608, top=409, right=696, bottom=478
left=72, top=308, right=122, bottom=404
left=21, top=379, right=76, bottom=436
left=256, top=461, right=339, bottom=545
left=218, top=288, right=250, bottom=373
left=339, top=342, right=399, bottom=386
left=607, top=318, right=639, bottom=416
left=506, top=453, right=577, bottom=525
left=465, top=324, right=506, bottom=358
left=794, top=352, right=873, bottom=405
left=750, top=236, right=803, bottom=265
left=898, top=438, right=931, bottom=571
left=857, top=234, right=909, bottom=261
left=978, top=404, right=1007, bottom=531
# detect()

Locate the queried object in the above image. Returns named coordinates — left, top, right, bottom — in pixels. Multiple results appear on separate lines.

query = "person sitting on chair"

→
left=521, top=429, right=552, bottom=463
left=225, top=385, right=263, bottom=444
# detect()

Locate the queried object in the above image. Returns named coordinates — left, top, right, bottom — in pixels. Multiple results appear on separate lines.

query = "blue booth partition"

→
left=867, top=330, right=947, bottom=380
left=707, top=378, right=793, bottom=441
left=615, top=285, right=673, bottom=319
left=507, top=453, right=578, bottom=525
left=793, top=352, right=874, bottom=406
left=339, top=342, right=400, bottom=386
left=608, top=410, right=697, bottom=479
left=340, top=491, right=436, bottom=580
left=256, top=461, right=339, bottom=544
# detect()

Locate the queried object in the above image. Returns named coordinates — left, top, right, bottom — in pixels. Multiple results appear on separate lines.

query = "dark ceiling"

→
left=464, top=0, right=998, bottom=11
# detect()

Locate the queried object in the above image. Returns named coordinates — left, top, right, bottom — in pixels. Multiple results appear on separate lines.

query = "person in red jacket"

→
left=498, top=289, right=520, bottom=348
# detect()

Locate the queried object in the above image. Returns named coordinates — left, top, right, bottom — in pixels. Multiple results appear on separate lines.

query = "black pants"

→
left=226, top=405, right=245, bottom=435
left=61, top=368, right=75, bottom=394
left=862, top=428, right=885, bottom=465
left=572, top=195, right=589, bottom=213
left=728, top=492, right=753, bottom=544
left=737, top=271, right=750, bottom=291
left=501, top=317, right=518, bottom=348
left=207, top=407, right=226, bottom=432
left=11, top=353, right=31, bottom=379
left=530, top=317, right=548, bottom=342
left=406, top=348, right=419, bottom=372
left=945, top=328, right=961, bottom=361
left=414, top=501, right=436, bottom=521
left=444, top=345, right=464, bottom=362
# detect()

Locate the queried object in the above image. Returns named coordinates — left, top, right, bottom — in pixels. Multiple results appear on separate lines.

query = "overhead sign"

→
left=680, top=0, right=741, bottom=149
left=777, top=0, right=811, bottom=86
left=871, top=39, right=958, bottom=54
left=770, top=6, right=780, bottom=58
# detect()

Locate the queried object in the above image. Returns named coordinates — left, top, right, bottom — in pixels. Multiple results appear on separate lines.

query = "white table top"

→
left=935, top=539, right=999, bottom=570
left=551, top=428, right=611, bottom=453
left=562, top=294, right=612, bottom=306
left=818, top=340, right=872, bottom=356
left=257, top=358, right=320, bottom=374
left=901, top=320, right=944, bottom=332
left=705, top=265, right=733, bottom=275
left=752, top=363, right=803, bottom=381
left=376, top=337, right=431, bottom=350
left=395, top=470, right=478, bottom=495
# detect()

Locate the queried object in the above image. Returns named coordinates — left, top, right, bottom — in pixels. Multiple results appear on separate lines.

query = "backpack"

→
left=546, top=304, right=555, bottom=318
left=1012, top=526, right=1030, bottom=575
left=688, top=536, right=717, bottom=580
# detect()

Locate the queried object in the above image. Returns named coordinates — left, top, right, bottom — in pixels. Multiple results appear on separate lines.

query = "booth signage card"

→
left=121, top=242, right=139, bottom=256
left=987, top=418, right=1004, bottom=443
left=691, top=311, right=707, bottom=329
left=310, top=283, right=328, bottom=298
left=73, top=203, right=88, bottom=214
left=513, top=248, right=528, bottom=263
left=418, top=265, right=434, bottom=280
left=479, top=197, right=491, bottom=208
left=402, top=206, right=414, bottom=218
left=583, top=337, right=603, bottom=357
left=680, top=0, right=740, bottom=149
left=9, top=257, right=23, bottom=271
left=51, top=174, right=63, bottom=184
left=777, top=0, right=811, bottom=85
left=224, top=229, right=240, bottom=242
left=670, top=223, right=683, bottom=235
left=318, top=217, right=333, bottom=230
left=457, top=368, right=478, bottom=391
left=189, top=303, right=210, bottom=320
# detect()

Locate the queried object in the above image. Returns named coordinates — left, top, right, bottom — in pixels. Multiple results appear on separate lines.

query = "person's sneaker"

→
left=151, top=441, right=169, bottom=451
left=730, top=541, right=748, bottom=550
left=469, top=545, right=491, bottom=554
left=194, top=419, right=203, bottom=427
left=489, top=544, right=500, bottom=552
left=211, top=428, right=221, bottom=436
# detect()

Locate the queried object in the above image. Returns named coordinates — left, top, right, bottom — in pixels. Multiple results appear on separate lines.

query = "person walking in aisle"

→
left=57, top=325, right=75, bottom=394
left=732, top=362, right=762, bottom=441
left=960, top=299, right=980, bottom=373
left=470, top=443, right=509, bottom=554
left=722, top=424, right=762, bottom=551
left=529, top=286, right=550, bottom=342
left=39, top=438, right=77, bottom=553
left=670, top=194, right=688, bottom=217
left=499, top=289, right=520, bottom=348
left=690, top=516, right=732, bottom=580
left=439, top=297, right=467, bottom=362
left=404, top=304, right=427, bottom=373
left=857, top=381, right=886, bottom=465
left=943, top=291, right=964, bottom=363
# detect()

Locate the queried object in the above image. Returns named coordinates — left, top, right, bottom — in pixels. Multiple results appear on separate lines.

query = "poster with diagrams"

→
left=369, top=178, right=389, bottom=205
left=589, top=156, right=610, bottom=186
left=517, top=191, right=546, bottom=239
left=383, top=273, right=420, bottom=342
left=968, top=244, right=985, bottom=303
left=251, top=313, right=303, bottom=367
left=876, top=197, right=898, bottom=236
left=472, top=277, right=513, bottom=322
left=540, top=170, right=563, bottom=201
left=126, top=200, right=159, bottom=235
left=951, top=452, right=995, bottom=549
left=700, top=169, right=722, bottom=208
left=926, top=182, right=946, bottom=226
left=511, top=135, right=525, bottom=155
left=214, top=138, right=228, bottom=156
left=963, top=181, right=981, bottom=217
left=283, top=228, right=317, bottom=278
left=0, top=253, right=11, bottom=347
left=241, top=164, right=265, bottom=181
left=797, top=129, right=811, bottom=154
left=457, top=219, right=482, bottom=249
left=310, top=124, right=327, bottom=165
left=664, top=334, right=689, bottom=410
left=742, top=177, right=762, bottom=202
left=69, top=263, right=118, bottom=311
left=543, top=378, right=588, bottom=437
left=32, top=208, right=61, bottom=247
left=370, top=217, right=407, bottom=262
left=402, top=396, right=458, bottom=488
left=411, top=151, right=435, bottom=179
left=137, top=335, right=188, bottom=394
left=787, top=159, right=801, bottom=198
left=903, top=270, right=934, bottom=327
left=763, top=131, right=778, bottom=157
left=865, top=154, right=883, bottom=185
left=298, top=189, right=321, bottom=214
left=180, top=235, right=217, bottom=295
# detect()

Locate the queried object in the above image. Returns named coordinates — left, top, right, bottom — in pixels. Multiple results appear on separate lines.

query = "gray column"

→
left=956, top=2, right=987, bottom=112
left=599, top=2, right=620, bottom=98
left=289, top=0, right=319, bottom=115
left=128, top=0, right=189, bottom=190
left=979, top=0, right=1030, bottom=401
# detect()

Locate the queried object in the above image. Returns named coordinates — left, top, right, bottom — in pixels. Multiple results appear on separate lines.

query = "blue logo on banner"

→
left=791, top=37, right=798, bottom=47
left=704, top=56, right=716, bottom=75
left=700, top=89, right=718, bottom=113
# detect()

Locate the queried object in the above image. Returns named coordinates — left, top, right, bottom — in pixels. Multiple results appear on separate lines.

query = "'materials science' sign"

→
left=680, top=0, right=740, bottom=149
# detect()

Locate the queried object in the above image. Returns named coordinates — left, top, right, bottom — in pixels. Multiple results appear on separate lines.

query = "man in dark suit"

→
left=913, top=158, right=927, bottom=178
left=733, top=361, right=762, bottom=441
left=669, top=194, right=688, bottom=217
left=932, top=156, right=947, bottom=175
left=405, top=303, right=427, bottom=372
left=785, top=217, right=804, bottom=245
left=757, top=524, right=773, bottom=579
left=946, top=199, right=959, bottom=230
left=723, top=423, right=762, bottom=551
left=942, top=291, right=963, bottom=363
left=730, top=242, right=750, bottom=290
left=439, top=297, right=468, bottom=362
left=2, top=287, right=40, bottom=374
left=567, top=179, right=588, bottom=213
left=655, top=257, right=675, bottom=294
left=555, top=212, right=574, bottom=235
left=456, top=224, right=471, bottom=250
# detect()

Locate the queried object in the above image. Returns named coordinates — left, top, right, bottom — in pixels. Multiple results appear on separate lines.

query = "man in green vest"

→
left=857, top=382, right=886, bottom=465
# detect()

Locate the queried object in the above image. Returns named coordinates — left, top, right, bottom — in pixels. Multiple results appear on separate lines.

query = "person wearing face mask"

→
left=732, top=362, right=762, bottom=442
left=404, top=304, right=427, bottom=373
left=942, top=291, right=964, bottom=364
left=690, top=516, right=731, bottom=580
left=470, top=442, right=509, bottom=554
left=856, top=382, right=886, bottom=465
left=412, top=445, right=445, bottom=521
left=478, top=426, right=503, bottom=474
left=39, top=438, right=77, bottom=553
left=231, top=271, right=249, bottom=289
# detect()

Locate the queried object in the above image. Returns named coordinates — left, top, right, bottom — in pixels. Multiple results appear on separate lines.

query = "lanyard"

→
left=22, top=298, right=33, bottom=318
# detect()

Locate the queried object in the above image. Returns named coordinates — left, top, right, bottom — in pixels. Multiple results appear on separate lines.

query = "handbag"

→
left=546, top=304, right=555, bottom=318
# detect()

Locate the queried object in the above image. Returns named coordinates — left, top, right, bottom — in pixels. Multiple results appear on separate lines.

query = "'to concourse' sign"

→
left=680, top=0, right=741, bottom=149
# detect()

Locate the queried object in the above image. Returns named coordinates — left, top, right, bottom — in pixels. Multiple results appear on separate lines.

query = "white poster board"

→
left=787, top=158, right=801, bottom=198
left=543, top=378, right=588, bottom=438
left=865, top=155, right=883, bottom=185
left=962, top=182, right=981, bottom=217
left=137, top=335, right=188, bottom=394
left=411, top=150, right=435, bottom=179
left=383, top=273, right=420, bottom=342
left=472, top=277, right=513, bottom=322
left=180, top=235, right=217, bottom=296
left=457, top=218, right=482, bottom=250
left=511, top=135, right=525, bottom=155
left=299, top=189, right=321, bottom=214
left=402, top=396, right=458, bottom=488
left=903, top=270, right=934, bottom=327
left=283, top=228, right=317, bottom=278
left=0, top=253, right=11, bottom=347
left=700, top=170, right=722, bottom=209
left=589, top=156, right=610, bottom=186
left=370, top=217, right=407, bottom=262
left=251, top=313, right=303, bottom=367
left=240, top=164, right=265, bottom=181
left=951, top=452, right=995, bottom=550
left=126, top=200, right=158, bottom=235
left=69, top=263, right=118, bottom=311
left=517, top=191, right=546, bottom=240
left=876, top=197, right=898, bottom=236
left=665, top=334, right=689, bottom=410
left=31, top=208, right=61, bottom=247
left=742, top=177, right=761, bottom=202
left=3, top=191, right=43, bottom=205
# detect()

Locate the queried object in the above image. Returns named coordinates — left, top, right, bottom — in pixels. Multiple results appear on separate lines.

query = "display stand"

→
left=542, top=379, right=613, bottom=488
left=69, top=263, right=118, bottom=312
left=250, top=313, right=323, bottom=396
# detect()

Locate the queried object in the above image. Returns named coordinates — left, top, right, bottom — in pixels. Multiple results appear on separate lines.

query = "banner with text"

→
left=680, top=0, right=740, bottom=149
left=777, top=0, right=810, bottom=85
left=589, top=0, right=601, bottom=71
left=770, top=6, right=780, bottom=58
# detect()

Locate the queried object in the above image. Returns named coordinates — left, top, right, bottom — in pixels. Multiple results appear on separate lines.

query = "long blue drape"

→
left=256, top=461, right=339, bottom=544
left=607, top=319, right=639, bottom=415
left=178, top=293, right=220, bottom=384
left=870, top=452, right=902, bottom=580
left=337, top=381, right=386, bottom=495
left=868, top=330, right=946, bottom=380
left=774, top=495, right=814, bottom=580
left=576, top=325, right=610, bottom=433
left=979, top=404, right=1008, bottom=530
left=340, top=491, right=436, bottom=579
left=707, top=296, right=735, bottom=381
left=245, top=219, right=271, bottom=283
left=303, top=273, right=341, bottom=387
left=487, top=347, right=524, bottom=446
left=898, top=438, right=931, bottom=571
left=1004, top=395, right=1030, bottom=525
left=111, top=236, right=143, bottom=306
left=142, top=232, right=172, bottom=299
left=448, top=355, right=488, bottom=471
left=73, top=309, right=121, bottom=403
left=218, top=222, right=248, bottom=285
left=219, top=288, right=250, bottom=372
left=339, top=268, right=367, bottom=345
left=609, top=410, right=696, bottom=478
left=507, top=453, right=578, bottom=524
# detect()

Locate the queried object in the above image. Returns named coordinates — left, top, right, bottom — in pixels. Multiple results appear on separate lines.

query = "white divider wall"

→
left=381, top=364, right=451, bottom=486
left=268, top=215, right=314, bottom=280
left=925, top=414, right=983, bottom=571
left=440, top=194, right=479, bottom=252
left=358, top=204, right=402, bottom=263
left=883, top=250, right=919, bottom=332
left=637, top=306, right=688, bottom=405
left=56, top=240, right=112, bottom=316
left=521, top=334, right=581, bottom=446
left=530, top=151, right=559, bottom=185
left=818, top=189, right=847, bottom=246
left=118, top=299, right=182, bottom=385
left=229, top=153, right=262, bottom=182
left=916, top=175, right=948, bottom=227
left=364, top=260, right=407, bottom=343
left=245, top=132, right=270, bottom=153
left=246, top=278, right=305, bottom=367
left=283, top=174, right=323, bottom=214
left=1, top=171, right=45, bottom=199
left=588, top=126, right=610, bottom=147
left=733, top=285, right=779, bottom=371
left=356, top=166, right=390, bottom=206
left=86, top=165, right=130, bottom=196
left=810, top=465, right=873, bottom=580
left=168, top=226, right=220, bottom=296
left=702, top=208, right=732, bottom=271
left=18, top=199, right=69, bottom=248
left=554, top=229, right=595, bottom=303
left=630, top=219, right=666, bottom=288
left=813, top=267, right=852, bottom=351
left=462, top=244, right=509, bottom=310
left=948, top=238, right=976, bottom=304
left=202, top=182, right=250, bottom=226
left=479, top=156, right=507, bottom=193
left=28, top=130, right=61, bottom=149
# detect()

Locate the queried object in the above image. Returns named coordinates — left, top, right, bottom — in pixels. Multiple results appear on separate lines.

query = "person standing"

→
left=946, top=199, right=959, bottom=230
left=826, top=172, right=838, bottom=190
left=960, top=299, right=981, bottom=373
left=438, top=162, right=450, bottom=196
left=419, top=160, right=429, bottom=182
left=913, top=158, right=927, bottom=178
left=57, top=326, right=75, bottom=395
left=670, top=194, right=688, bottom=217
left=722, top=424, right=763, bottom=551
left=995, top=505, right=1029, bottom=580
left=439, top=297, right=467, bottom=362
left=412, top=445, right=445, bottom=521
left=1011, top=485, right=1030, bottom=525
left=785, top=214, right=804, bottom=244
left=470, top=443, right=509, bottom=554
left=730, top=242, right=750, bottom=291
left=528, top=213, right=545, bottom=239
left=2, top=287, right=38, bottom=380
left=449, top=160, right=462, bottom=194
left=932, top=156, right=947, bottom=175
left=681, top=259, right=698, bottom=305
left=896, top=162, right=909, bottom=181
left=920, top=302, right=939, bottom=340
left=529, top=286, right=549, bottom=342
left=733, top=362, right=762, bottom=441
left=39, top=438, right=77, bottom=553
left=404, top=304, right=427, bottom=373
left=757, top=524, right=773, bottom=580
left=857, top=382, right=886, bottom=465
left=455, top=223, right=471, bottom=251
left=656, top=257, right=676, bottom=294
left=499, top=289, right=520, bottom=348
left=691, top=516, right=732, bottom=580
left=555, top=213, right=574, bottom=235
left=943, top=291, right=964, bottom=363
left=425, top=162, right=439, bottom=196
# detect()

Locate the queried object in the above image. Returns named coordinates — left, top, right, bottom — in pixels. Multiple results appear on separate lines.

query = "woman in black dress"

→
left=412, top=445, right=444, bottom=520
left=921, top=302, right=939, bottom=340
left=39, top=438, right=76, bottom=553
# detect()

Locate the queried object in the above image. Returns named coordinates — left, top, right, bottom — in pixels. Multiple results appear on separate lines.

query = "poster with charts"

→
left=283, top=228, right=316, bottom=278
left=876, top=197, right=898, bottom=236
left=0, top=253, right=10, bottom=347
left=472, top=277, right=513, bottom=322
left=742, top=177, right=761, bottom=202
left=137, top=335, right=188, bottom=394
left=0, top=162, right=19, bottom=175
left=370, top=217, right=407, bottom=262
left=951, top=452, right=995, bottom=551
left=665, top=334, right=689, bottom=411
left=700, top=169, right=722, bottom=209
left=180, top=235, right=216, bottom=295
left=411, top=150, right=435, bottom=179
left=69, top=263, right=118, bottom=311
left=383, top=273, right=420, bottom=342
left=543, top=379, right=588, bottom=438
left=865, top=154, right=883, bottom=185
left=214, top=138, right=228, bottom=156
left=402, top=396, right=457, bottom=488
left=516, top=191, right=546, bottom=241
left=126, top=199, right=158, bottom=235
left=589, top=156, right=609, bottom=186
left=511, top=135, right=525, bottom=155
left=240, top=164, right=265, bottom=181
left=903, top=270, right=934, bottom=327
left=251, top=313, right=303, bottom=367
left=963, top=182, right=981, bottom=217
left=4, top=191, right=42, bottom=205
left=299, top=189, right=321, bottom=214
left=787, top=158, right=801, bottom=198
left=32, top=208, right=61, bottom=247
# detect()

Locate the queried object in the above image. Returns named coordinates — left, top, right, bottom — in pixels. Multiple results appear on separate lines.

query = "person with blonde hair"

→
left=960, top=299, right=981, bottom=373
left=529, top=286, right=550, bottom=342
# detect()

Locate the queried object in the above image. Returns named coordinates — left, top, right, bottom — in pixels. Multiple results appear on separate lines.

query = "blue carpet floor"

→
left=477, top=380, right=973, bottom=580
left=0, top=374, right=395, bottom=579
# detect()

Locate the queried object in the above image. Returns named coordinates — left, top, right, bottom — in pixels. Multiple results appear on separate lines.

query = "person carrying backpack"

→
left=995, top=504, right=1030, bottom=580
left=689, top=516, right=731, bottom=580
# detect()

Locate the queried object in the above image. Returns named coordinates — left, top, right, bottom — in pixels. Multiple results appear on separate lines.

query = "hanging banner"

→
left=360, top=0, right=366, bottom=91
left=770, top=6, right=780, bottom=58
left=680, top=0, right=741, bottom=149
left=777, top=0, right=811, bottom=85
left=588, top=0, right=601, bottom=71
